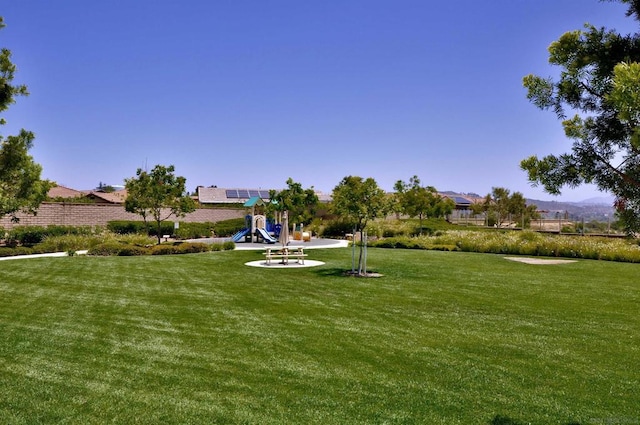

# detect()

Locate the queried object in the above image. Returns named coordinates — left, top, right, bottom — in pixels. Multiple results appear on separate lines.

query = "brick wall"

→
left=0, top=203, right=246, bottom=230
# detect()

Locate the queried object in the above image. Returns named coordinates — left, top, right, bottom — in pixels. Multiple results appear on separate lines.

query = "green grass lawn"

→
left=0, top=248, right=638, bottom=424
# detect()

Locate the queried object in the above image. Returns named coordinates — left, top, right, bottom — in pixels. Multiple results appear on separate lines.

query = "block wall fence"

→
left=0, top=203, right=246, bottom=230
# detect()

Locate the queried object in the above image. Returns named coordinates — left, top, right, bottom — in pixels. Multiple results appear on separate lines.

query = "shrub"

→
left=371, top=230, right=640, bottom=263
left=175, top=242, right=210, bottom=254
left=149, top=242, right=210, bottom=255
left=88, top=242, right=127, bottom=256
left=6, top=225, right=96, bottom=246
left=213, top=218, right=246, bottom=237
left=107, top=220, right=174, bottom=237
left=117, top=245, right=150, bottom=256
left=369, top=236, right=457, bottom=251
left=321, top=220, right=355, bottom=238
left=107, top=221, right=147, bottom=235
left=150, top=244, right=180, bottom=256
left=88, top=239, right=151, bottom=256
left=7, top=226, right=48, bottom=246
left=413, top=226, right=434, bottom=236
left=210, top=243, right=224, bottom=251
left=0, top=247, right=35, bottom=257
left=35, top=234, right=94, bottom=253
left=222, top=241, right=236, bottom=251
left=175, top=222, right=216, bottom=239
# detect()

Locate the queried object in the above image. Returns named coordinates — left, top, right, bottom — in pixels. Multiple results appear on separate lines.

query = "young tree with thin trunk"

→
left=476, top=187, right=538, bottom=228
left=331, top=176, right=389, bottom=275
left=125, top=165, right=196, bottom=244
left=394, top=175, right=455, bottom=234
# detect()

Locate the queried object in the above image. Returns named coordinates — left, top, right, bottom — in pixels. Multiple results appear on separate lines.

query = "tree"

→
left=393, top=175, right=455, bottom=234
left=268, top=178, right=319, bottom=224
left=521, top=1, right=640, bottom=233
left=0, top=17, right=52, bottom=222
left=124, top=164, right=196, bottom=244
left=474, top=187, right=538, bottom=228
left=331, top=176, right=389, bottom=275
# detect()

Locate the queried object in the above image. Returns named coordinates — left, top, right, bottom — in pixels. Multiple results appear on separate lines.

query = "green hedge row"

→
left=106, top=218, right=246, bottom=239
left=106, top=221, right=175, bottom=237
left=87, top=241, right=235, bottom=256
left=4, top=225, right=96, bottom=246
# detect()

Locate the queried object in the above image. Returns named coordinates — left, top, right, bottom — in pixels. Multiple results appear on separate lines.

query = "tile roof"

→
left=47, top=185, right=85, bottom=199
left=86, top=190, right=128, bottom=204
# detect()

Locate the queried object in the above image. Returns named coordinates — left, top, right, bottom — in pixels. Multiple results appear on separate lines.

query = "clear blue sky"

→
left=2, top=1, right=637, bottom=201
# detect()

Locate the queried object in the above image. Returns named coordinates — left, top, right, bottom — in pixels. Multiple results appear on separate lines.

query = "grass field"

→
left=0, top=248, right=638, bottom=424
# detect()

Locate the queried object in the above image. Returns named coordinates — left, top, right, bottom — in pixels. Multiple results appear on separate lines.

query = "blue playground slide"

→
left=231, top=228, right=250, bottom=242
left=256, top=227, right=278, bottom=243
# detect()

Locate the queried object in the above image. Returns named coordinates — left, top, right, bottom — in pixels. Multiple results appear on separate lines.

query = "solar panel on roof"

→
left=225, top=189, right=239, bottom=198
left=454, top=197, right=471, bottom=204
left=237, top=190, right=250, bottom=198
left=249, top=190, right=260, bottom=198
left=259, top=190, right=271, bottom=198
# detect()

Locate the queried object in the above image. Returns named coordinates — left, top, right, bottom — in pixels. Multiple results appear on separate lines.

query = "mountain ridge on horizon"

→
left=441, top=191, right=614, bottom=206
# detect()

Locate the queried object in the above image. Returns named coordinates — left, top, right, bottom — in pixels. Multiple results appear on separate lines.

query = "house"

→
left=47, top=185, right=85, bottom=200
left=85, top=190, right=128, bottom=204
left=46, top=185, right=128, bottom=204
left=196, top=187, right=274, bottom=205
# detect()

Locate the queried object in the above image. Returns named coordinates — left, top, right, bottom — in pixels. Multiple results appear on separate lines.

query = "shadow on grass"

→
left=313, top=267, right=384, bottom=278
left=313, top=267, right=348, bottom=277
left=490, top=415, right=581, bottom=425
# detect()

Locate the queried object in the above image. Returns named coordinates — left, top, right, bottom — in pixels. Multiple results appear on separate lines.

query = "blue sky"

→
left=2, top=1, right=637, bottom=201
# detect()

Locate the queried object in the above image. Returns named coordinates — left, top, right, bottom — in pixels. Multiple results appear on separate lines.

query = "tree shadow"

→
left=313, top=267, right=348, bottom=277
left=490, top=415, right=581, bottom=425
left=313, top=267, right=383, bottom=278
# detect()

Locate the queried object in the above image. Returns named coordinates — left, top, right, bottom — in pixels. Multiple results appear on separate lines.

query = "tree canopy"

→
left=394, top=175, right=454, bottom=234
left=472, top=187, right=538, bottom=228
left=124, top=164, right=196, bottom=244
left=332, top=176, right=388, bottom=275
left=521, top=0, right=640, bottom=232
left=268, top=178, right=319, bottom=225
left=0, top=17, right=52, bottom=222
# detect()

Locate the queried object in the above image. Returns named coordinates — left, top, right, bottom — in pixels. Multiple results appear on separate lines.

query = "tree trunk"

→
left=156, top=220, right=162, bottom=245
left=357, top=229, right=365, bottom=275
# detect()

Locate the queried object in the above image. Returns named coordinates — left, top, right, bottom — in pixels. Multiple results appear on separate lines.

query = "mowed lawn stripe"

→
left=0, top=248, right=637, bottom=424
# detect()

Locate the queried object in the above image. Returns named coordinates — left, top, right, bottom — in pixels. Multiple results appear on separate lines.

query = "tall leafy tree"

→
left=332, top=176, right=389, bottom=275
left=521, top=0, right=640, bottom=232
left=125, top=164, right=196, bottom=244
left=394, top=175, right=455, bottom=234
left=0, top=17, right=52, bottom=222
left=268, top=178, right=319, bottom=224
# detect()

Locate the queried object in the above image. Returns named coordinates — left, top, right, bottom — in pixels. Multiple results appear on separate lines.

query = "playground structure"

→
left=230, top=196, right=312, bottom=244
left=231, top=214, right=278, bottom=243
left=231, top=197, right=279, bottom=243
left=292, top=224, right=312, bottom=242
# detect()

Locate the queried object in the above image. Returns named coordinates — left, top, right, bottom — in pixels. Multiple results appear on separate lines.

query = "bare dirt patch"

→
left=504, top=257, right=578, bottom=265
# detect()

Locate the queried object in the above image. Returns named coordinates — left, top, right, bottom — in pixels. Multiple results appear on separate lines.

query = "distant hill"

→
left=525, top=198, right=615, bottom=221
left=576, top=196, right=615, bottom=205
left=443, top=190, right=615, bottom=222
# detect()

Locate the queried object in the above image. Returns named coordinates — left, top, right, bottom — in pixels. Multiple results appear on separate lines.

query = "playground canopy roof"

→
left=244, top=196, right=265, bottom=207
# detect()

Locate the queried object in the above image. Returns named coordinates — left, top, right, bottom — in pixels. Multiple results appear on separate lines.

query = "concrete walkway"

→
left=192, top=237, right=349, bottom=251
left=0, top=239, right=348, bottom=261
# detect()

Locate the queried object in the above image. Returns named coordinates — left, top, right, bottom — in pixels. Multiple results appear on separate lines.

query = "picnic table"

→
left=263, top=246, right=307, bottom=265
